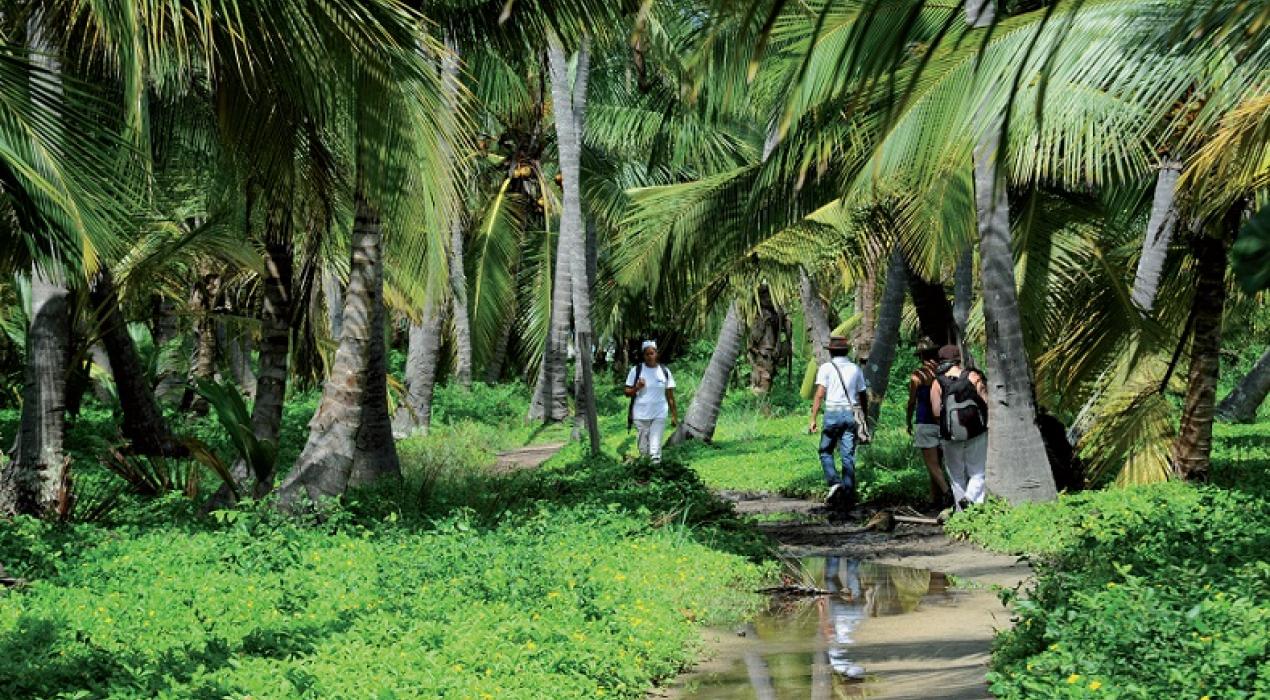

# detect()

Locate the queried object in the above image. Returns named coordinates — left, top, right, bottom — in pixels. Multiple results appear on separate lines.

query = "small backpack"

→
left=936, top=369, right=988, bottom=441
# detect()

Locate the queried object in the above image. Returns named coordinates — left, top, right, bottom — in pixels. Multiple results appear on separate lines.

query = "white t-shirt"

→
left=626, top=363, right=676, bottom=420
left=816, top=358, right=867, bottom=408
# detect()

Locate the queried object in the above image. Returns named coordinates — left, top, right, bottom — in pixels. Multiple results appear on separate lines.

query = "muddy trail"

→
left=658, top=493, right=1030, bottom=700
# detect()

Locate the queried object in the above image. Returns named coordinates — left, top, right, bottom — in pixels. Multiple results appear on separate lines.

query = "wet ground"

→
left=656, top=495, right=1030, bottom=700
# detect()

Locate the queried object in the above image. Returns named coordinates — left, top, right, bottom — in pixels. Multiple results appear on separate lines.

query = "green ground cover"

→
left=0, top=384, right=771, bottom=699
left=947, top=421, right=1270, bottom=699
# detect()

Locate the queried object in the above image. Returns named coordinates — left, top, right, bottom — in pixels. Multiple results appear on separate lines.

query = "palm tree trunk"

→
left=441, top=43, right=472, bottom=390
left=244, top=231, right=293, bottom=496
left=1173, top=221, right=1233, bottom=480
left=88, top=268, right=180, bottom=456
left=1217, top=347, right=1270, bottom=423
left=449, top=221, right=473, bottom=389
left=278, top=198, right=397, bottom=509
left=225, top=328, right=256, bottom=399
left=547, top=33, right=598, bottom=449
left=954, top=247, right=973, bottom=338
left=1131, top=159, right=1181, bottom=314
left=800, top=269, right=833, bottom=365
left=150, top=294, right=184, bottom=404
left=670, top=301, right=745, bottom=445
left=349, top=253, right=399, bottom=488
left=906, top=262, right=957, bottom=346
left=1, top=266, right=70, bottom=516
left=964, top=0, right=1056, bottom=503
left=748, top=285, right=783, bottom=392
left=863, top=246, right=907, bottom=419
left=529, top=33, right=587, bottom=424
left=188, top=268, right=221, bottom=415
left=322, top=268, right=343, bottom=339
left=485, top=311, right=514, bottom=383
left=850, top=268, right=877, bottom=359
left=393, top=298, right=443, bottom=437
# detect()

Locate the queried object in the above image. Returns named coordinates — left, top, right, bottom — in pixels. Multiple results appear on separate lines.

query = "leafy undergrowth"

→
left=0, top=421, right=770, bottom=699
left=947, top=424, right=1270, bottom=699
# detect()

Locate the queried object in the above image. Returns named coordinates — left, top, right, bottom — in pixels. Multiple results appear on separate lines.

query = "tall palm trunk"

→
left=906, top=263, right=957, bottom=346
left=850, top=268, right=877, bottom=359
left=188, top=267, right=221, bottom=415
left=1, top=19, right=69, bottom=516
left=748, top=285, right=784, bottom=392
left=800, top=269, right=833, bottom=365
left=349, top=248, right=398, bottom=488
left=1068, top=160, right=1187, bottom=447
left=88, top=268, right=179, bottom=456
left=244, top=223, right=293, bottom=496
left=669, top=301, right=745, bottom=445
left=967, top=1, right=1056, bottom=503
left=278, top=198, right=398, bottom=509
left=1173, top=218, right=1233, bottom=479
left=529, top=32, right=588, bottom=424
left=393, top=297, right=443, bottom=437
left=549, top=31, right=597, bottom=451
left=863, top=247, right=907, bottom=419
left=1217, top=347, right=1270, bottom=423
left=0, top=267, right=70, bottom=516
left=485, top=311, right=514, bottom=383
left=1131, top=159, right=1181, bottom=313
left=449, top=222, right=473, bottom=388
left=150, top=294, right=184, bottom=403
left=224, top=328, right=256, bottom=398
left=441, top=43, right=472, bottom=390
left=322, top=268, right=343, bottom=339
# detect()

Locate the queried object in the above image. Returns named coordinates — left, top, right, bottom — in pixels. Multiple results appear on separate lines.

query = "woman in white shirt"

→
left=624, top=341, right=678, bottom=462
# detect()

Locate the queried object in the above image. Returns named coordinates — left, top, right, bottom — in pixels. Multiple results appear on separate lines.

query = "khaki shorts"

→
left=914, top=423, right=941, bottom=449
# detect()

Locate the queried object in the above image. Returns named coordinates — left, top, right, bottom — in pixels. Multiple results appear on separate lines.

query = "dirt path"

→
left=658, top=493, right=1029, bottom=699
left=491, top=442, right=566, bottom=474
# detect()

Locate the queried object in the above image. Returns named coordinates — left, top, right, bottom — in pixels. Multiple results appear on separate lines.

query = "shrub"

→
left=949, top=480, right=1270, bottom=699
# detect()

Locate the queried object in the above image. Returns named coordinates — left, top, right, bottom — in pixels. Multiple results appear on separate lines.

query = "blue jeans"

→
left=819, top=410, right=858, bottom=491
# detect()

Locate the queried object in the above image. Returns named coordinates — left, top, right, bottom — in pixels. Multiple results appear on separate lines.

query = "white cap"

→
left=641, top=340, right=657, bottom=351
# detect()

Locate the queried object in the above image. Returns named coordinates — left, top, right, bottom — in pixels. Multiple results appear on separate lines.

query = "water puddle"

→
left=679, top=557, right=964, bottom=699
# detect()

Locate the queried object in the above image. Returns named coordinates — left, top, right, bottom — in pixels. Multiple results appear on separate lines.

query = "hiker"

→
left=808, top=336, right=870, bottom=509
left=906, top=345, right=953, bottom=511
left=929, top=344, right=989, bottom=509
left=624, top=341, right=677, bottom=462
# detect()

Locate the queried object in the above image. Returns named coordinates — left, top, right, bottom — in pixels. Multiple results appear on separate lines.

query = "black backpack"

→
left=936, top=369, right=988, bottom=441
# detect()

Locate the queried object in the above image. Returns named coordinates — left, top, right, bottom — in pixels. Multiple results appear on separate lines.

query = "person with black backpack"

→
left=624, top=341, right=677, bottom=462
left=929, top=344, right=989, bottom=510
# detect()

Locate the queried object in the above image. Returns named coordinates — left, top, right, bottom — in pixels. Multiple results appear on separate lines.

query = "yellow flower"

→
left=547, top=591, right=561, bottom=599
left=525, top=641, right=537, bottom=651
left=1106, top=582, right=1117, bottom=589
left=1201, top=696, right=1211, bottom=700
left=451, top=664, right=463, bottom=673
left=1067, top=674, right=1081, bottom=685
left=1089, top=680, right=1102, bottom=691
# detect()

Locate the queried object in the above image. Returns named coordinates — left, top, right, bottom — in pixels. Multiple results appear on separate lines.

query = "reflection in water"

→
left=681, top=557, right=956, bottom=699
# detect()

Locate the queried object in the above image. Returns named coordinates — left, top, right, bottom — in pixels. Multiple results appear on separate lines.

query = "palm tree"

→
left=394, top=297, right=445, bottom=436
left=1217, top=347, right=1270, bottom=423
left=279, top=192, right=418, bottom=506
left=1172, top=219, right=1233, bottom=480
left=670, top=301, right=746, bottom=444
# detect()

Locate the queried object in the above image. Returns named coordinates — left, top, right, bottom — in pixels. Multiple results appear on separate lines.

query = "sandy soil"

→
left=490, top=442, right=566, bottom=474
left=655, top=494, right=1030, bottom=699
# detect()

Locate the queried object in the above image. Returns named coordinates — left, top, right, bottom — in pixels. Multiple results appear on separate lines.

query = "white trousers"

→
left=635, top=417, right=667, bottom=462
left=943, top=432, right=988, bottom=507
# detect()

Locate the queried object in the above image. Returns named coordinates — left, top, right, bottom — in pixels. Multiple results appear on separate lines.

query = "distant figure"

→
left=808, top=337, right=870, bottom=510
left=907, top=346, right=953, bottom=511
left=929, top=345, right=989, bottom=509
left=624, top=341, right=677, bottom=462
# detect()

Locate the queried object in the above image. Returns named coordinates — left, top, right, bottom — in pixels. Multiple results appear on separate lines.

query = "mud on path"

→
left=491, top=442, right=567, bottom=474
left=657, top=492, right=1030, bottom=699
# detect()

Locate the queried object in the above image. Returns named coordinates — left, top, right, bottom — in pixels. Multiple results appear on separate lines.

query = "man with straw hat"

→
left=808, top=336, right=870, bottom=510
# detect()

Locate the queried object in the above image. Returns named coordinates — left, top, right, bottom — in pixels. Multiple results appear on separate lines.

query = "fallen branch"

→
left=893, top=514, right=941, bottom=525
